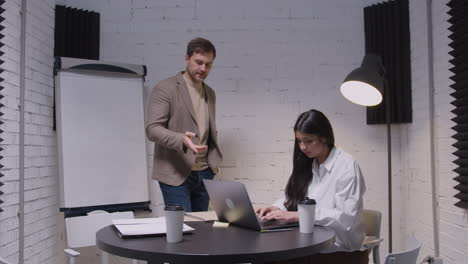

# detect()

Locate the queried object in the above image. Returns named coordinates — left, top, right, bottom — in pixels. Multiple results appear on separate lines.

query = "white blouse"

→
left=273, top=147, right=366, bottom=252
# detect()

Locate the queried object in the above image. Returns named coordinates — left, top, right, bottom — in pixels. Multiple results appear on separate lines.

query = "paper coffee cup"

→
left=164, top=205, right=184, bottom=243
left=298, top=197, right=316, bottom=233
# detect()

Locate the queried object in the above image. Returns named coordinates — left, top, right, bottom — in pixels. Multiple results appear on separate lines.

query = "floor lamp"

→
left=339, top=53, right=393, bottom=253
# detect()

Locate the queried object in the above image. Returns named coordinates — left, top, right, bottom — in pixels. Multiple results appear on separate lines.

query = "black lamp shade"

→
left=340, top=54, right=385, bottom=106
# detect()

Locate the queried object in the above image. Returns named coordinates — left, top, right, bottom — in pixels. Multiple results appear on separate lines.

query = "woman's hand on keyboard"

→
left=260, top=210, right=299, bottom=223
left=255, top=206, right=280, bottom=219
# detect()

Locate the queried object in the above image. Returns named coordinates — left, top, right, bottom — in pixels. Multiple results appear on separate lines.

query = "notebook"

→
left=112, top=217, right=194, bottom=238
left=203, top=179, right=298, bottom=232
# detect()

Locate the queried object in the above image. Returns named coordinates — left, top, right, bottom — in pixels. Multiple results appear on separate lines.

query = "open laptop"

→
left=203, top=179, right=298, bottom=232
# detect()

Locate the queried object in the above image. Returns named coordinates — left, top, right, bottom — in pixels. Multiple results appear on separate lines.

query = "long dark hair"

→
left=284, top=109, right=335, bottom=211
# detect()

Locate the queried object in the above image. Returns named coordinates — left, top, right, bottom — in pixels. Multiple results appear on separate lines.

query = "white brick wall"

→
left=0, top=0, right=57, bottom=263
left=0, top=0, right=461, bottom=263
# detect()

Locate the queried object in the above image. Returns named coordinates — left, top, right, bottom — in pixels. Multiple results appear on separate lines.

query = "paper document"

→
left=113, top=217, right=194, bottom=238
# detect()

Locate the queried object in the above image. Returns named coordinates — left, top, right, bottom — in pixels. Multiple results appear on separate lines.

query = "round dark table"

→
left=96, top=221, right=335, bottom=264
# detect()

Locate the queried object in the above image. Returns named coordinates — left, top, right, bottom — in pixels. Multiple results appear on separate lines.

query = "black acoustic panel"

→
left=452, top=107, right=468, bottom=116
left=452, top=124, right=468, bottom=133
left=454, top=149, right=468, bottom=158
left=452, top=115, right=468, bottom=124
left=448, top=26, right=468, bottom=40
left=451, top=89, right=468, bottom=99
left=447, top=5, right=468, bottom=17
left=449, top=53, right=468, bottom=67
left=454, top=184, right=468, bottom=193
left=449, top=70, right=468, bottom=82
left=449, top=0, right=468, bottom=209
left=450, top=79, right=468, bottom=91
left=54, top=5, right=100, bottom=60
left=449, top=66, right=468, bottom=79
left=455, top=200, right=468, bottom=208
left=448, top=16, right=468, bottom=32
left=454, top=159, right=468, bottom=167
left=453, top=141, right=468, bottom=149
left=364, top=0, right=412, bottom=124
left=455, top=193, right=468, bottom=202
left=448, top=39, right=468, bottom=53
left=451, top=98, right=468, bottom=107
left=454, top=167, right=468, bottom=175
left=447, top=0, right=468, bottom=8
left=454, top=175, right=468, bottom=184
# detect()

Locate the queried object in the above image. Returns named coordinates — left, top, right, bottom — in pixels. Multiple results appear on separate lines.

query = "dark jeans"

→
left=159, top=168, right=214, bottom=212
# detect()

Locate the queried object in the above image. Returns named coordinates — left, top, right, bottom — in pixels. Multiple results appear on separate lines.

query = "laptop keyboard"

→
left=258, top=218, right=279, bottom=227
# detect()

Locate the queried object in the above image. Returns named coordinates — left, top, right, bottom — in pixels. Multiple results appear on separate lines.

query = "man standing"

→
left=146, top=37, right=223, bottom=212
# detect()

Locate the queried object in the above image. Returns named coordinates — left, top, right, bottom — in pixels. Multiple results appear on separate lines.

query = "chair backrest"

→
left=363, top=209, right=382, bottom=238
left=65, top=211, right=134, bottom=248
left=384, top=237, right=422, bottom=264
left=0, top=257, right=13, bottom=264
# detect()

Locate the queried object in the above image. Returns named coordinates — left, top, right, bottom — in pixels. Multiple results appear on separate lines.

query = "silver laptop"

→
left=203, top=179, right=298, bottom=232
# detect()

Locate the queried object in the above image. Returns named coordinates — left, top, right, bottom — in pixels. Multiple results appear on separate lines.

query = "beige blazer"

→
left=146, top=72, right=223, bottom=186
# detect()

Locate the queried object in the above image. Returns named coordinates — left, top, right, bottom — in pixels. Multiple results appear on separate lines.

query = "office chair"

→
left=384, top=237, right=421, bottom=264
left=64, top=210, right=140, bottom=264
left=361, top=209, right=383, bottom=264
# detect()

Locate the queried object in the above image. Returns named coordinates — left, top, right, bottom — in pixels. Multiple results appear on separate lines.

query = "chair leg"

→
left=373, top=246, right=380, bottom=264
left=101, top=250, right=109, bottom=264
left=68, top=256, right=75, bottom=264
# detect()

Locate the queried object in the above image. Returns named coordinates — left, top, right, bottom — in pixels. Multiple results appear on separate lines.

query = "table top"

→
left=96, top=221, right=335, bottom=264
left=183, top=211, right=218, bottom=222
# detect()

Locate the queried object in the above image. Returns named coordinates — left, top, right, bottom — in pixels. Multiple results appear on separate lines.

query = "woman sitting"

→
left=256, top=109, right=368, bottom=264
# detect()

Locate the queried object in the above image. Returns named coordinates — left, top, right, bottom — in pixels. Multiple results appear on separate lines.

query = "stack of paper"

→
left=113, top=217, right=194, bottom=238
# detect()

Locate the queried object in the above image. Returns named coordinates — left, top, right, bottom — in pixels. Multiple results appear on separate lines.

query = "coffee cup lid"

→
left=299, top=197, right=316, bottom=205
left=164, top=204, right=185, bottom=211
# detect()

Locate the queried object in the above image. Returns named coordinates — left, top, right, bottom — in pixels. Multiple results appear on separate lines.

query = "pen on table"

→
left=260, top=228, right=294, bottom=233
left=184, top=212, right=207, bottom=222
